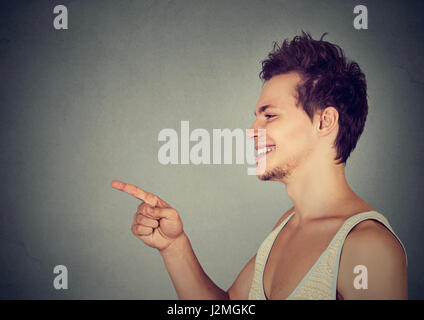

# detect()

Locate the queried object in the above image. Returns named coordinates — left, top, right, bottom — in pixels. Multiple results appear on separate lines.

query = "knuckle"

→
left=141, top=203, right=150, bottom=212
left=133, top=224, right=151, bottom=236
left=146, top=193, right=156, bottom=203
left=136, top=215, right=143, bottom=224
left=139, top=216, right=149, bottom=225
left=127, top=185, right=136, bottom=194
left=169, top=208, right=178, bottom=217
left=143, top=206, right=154, bottom=217
left=138, top=203, right=148, bottom=213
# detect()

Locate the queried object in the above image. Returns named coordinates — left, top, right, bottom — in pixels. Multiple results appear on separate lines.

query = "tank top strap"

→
left=289, top=211, right=408, bottom=300
left=248, top=212, right=296, bottom=300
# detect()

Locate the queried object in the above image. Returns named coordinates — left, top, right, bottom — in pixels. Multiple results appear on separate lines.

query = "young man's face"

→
left=251, top=72, right=320, bottom=181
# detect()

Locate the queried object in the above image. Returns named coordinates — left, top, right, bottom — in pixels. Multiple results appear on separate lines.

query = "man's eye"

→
left=265, top=114, right=276, bottom=119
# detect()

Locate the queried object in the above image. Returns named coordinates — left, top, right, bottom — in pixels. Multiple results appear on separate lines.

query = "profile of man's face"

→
left=251, top=72, right=321, bottom=182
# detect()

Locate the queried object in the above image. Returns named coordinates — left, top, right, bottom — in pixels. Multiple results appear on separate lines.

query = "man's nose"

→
left=247, top=125, right=255, bottom=140
left=247, top=119, right=261, bottom=140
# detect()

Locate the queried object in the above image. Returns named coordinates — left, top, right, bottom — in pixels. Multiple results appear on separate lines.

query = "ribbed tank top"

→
left=248, top=210, right=408, bottom=300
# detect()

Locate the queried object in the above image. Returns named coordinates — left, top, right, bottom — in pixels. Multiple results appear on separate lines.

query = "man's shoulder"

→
left=337, top=216, right=408, bottom=299
left=334, top=200, right=404, bottom=257
left=344, top=218, right=404, bottom=256
left=339, top=216, right=407, bottom=280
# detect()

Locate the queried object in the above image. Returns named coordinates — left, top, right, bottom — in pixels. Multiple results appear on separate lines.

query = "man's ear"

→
left=317, top=107, right=338, bottom=135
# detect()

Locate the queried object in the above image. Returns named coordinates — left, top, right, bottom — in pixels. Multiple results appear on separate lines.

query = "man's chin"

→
left=257, top=174, right=272, bottom=181
left=257, top=166, right=287, bottom=181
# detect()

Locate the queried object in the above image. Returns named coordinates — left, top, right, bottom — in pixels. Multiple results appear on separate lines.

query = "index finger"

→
left=111, top=180, right=156, bottom=206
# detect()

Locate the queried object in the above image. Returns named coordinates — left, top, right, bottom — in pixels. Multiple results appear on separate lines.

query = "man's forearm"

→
left=159, top=233, right=229, bottom=300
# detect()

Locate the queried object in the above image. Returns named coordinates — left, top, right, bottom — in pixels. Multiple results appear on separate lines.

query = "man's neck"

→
left=285, top=159, right=366, bottom=224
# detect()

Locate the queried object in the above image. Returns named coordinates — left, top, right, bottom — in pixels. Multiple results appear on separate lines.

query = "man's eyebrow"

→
left=254, top=104, right=274, bottom=117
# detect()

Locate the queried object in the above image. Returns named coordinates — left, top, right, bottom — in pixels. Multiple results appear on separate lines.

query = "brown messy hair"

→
left=259, top=31, right=368, bottom=165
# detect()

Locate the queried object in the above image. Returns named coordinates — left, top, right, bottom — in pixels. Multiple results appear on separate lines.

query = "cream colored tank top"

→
left=248, top=211, right=408, bottom=300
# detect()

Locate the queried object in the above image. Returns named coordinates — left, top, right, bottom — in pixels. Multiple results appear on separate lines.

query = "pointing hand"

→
left=111, top=180, right=184, bottom=252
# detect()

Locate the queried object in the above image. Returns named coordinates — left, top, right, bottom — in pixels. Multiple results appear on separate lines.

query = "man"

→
left=111, top=32, right=407, bottom=299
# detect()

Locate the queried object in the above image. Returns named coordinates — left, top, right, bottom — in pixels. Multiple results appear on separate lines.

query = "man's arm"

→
left=160, top=205, right=294, bottom=300
left=161, top=207, right=294, bottom=300
left=160, top=233, right=230, bottom=300
left=337, top=220, right=408, bottom=299
left=111, top=180, right=229, bottom=300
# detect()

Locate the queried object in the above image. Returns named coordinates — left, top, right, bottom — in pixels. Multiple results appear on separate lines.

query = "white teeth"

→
left=258, top=146, right=275, bottom=155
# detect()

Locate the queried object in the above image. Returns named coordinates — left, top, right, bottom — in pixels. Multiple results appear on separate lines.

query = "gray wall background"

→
left=1, top=0, right=423, bottom=299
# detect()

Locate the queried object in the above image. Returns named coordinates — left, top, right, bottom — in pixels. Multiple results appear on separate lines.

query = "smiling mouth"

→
left=255, top=146, right=276, bottom=162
